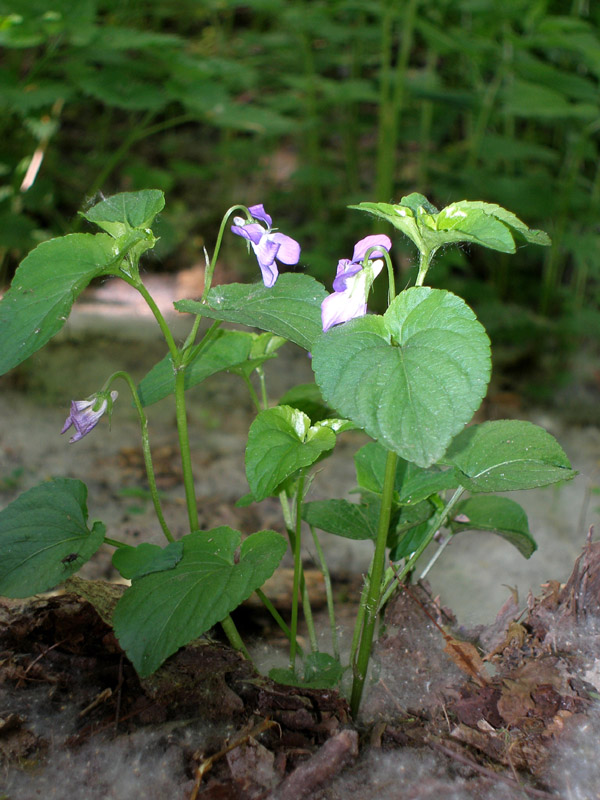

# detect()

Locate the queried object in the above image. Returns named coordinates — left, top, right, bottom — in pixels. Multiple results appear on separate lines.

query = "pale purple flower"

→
left=231, top=204, right=301, bottom=287
left=321, top=235, right=392, bottom=332
left=61, top=391, right=118, bottom=443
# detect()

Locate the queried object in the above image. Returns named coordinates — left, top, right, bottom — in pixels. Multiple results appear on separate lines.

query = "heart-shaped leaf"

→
left=0, top=478, right=106, bottom=597
left=112, top=527, right=286, bottom=676
left=451, top=495, right=536, bottom=558
left=442, top=420, right=576, bottom=492
left=311, top=287, right=491, bottom=467
left=246, top=406, right=336, bottom=501
left=0, top=233, right=116, bottom=375
left=175, top=273, right=328, bottom=351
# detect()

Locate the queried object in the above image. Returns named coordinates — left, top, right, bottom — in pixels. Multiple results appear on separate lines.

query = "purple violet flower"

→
left=231, top=204, right=301, bottom=287
left=61, top=391, right=118, bottom=443
left=321, top=234, right=392, bottom=332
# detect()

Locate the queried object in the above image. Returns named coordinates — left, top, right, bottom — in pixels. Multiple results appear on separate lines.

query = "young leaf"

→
left=0, top=478, right=105, bottom=598
left=81, top=190, right=165, bottom=238
left=351, top=195, right=550, bottom=257
left=436, top=201, right=551, bottom=250
left=312, top=287, right=491, bottom=467
left=451, top=495, right=537, bottom=558
left=175, top=273, right=328, bottom=351
left=112, top=527, right=286, bottom=677
left=245, top=406, right=336, bottom=501
left=442, top=420, right=576, bottom=492
left=302, top=499, right=380, bottom=541
left=137, top=329, right=255, bottom=406
left=0, top=233, right=117, bottom=375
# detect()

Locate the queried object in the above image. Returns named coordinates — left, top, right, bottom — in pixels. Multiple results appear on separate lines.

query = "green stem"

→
left=202, top=205, right=251, bottom=302
left=174, top=367, right=198, bottom=533
left=243, top=374, right=262, bottom=414
left=255, top=588, right=304, bottom=654
left=350, top=449, right=397, bottom=717
left=289, top=474, right=306, bottom=670
left=121, top=276, right=179, bottom=361
left=220, top=614, right=251, bottom=661
left=310, top=525, right=339, bottom=660
left=385, top=487, right=465, bottom=595
left=103, top=370, right=174, bottom=543
left=183, top=320, right=222, bottom=365
left=415, top=249, right=432, bottom=287
left=104, top=536, right=128, bottom=549
left=350, top=573, right=371, bottom=667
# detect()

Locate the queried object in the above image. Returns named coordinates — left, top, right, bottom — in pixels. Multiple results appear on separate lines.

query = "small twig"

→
left=79, top=688, right=112, bottom=718
left=23, top=639, right=68, bottom=675
left=430, top=741, right=556, bottom=799
left=188, top=717, right=277, bottom=800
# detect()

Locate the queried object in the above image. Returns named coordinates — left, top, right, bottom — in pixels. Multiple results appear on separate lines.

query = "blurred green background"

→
left=1, top=0, right=599, bottom=398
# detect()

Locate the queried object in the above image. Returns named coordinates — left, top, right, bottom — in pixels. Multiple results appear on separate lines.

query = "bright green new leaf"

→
left=0, top=233, right=117, bottom=375
left=442, top=420, right=576, bottom=492
left=112, top=541, right=183, bottom=580
left=436, top=201, right=551, bottom=249
left=312, top=287, right=491, bottom=467
left=245, top=406, right=336, bottom=501
left=0, top=479, right=105, bottom=598
left=175, top=273, right=328, bottom=351
left=451, top=495, right=536, bottom=558
left=81, top=190, right=165, bottom=238
left=351, top=195, right=550, bottom=258
left=112, top=527, right=286, bottom=676
left=302, top=499, right=380, bottom=541
left=137, top=330, right=256, bottom=406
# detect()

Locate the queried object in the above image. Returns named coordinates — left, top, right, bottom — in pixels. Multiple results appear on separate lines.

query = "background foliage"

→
left=1, top=0, right=599, bottom=390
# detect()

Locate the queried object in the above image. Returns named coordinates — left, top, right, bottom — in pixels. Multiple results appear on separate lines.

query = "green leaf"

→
left=0, top=233, right=117, bottom=375
left=436, top=201, right=551, bottom=249
left=389, top=519, right=431, bottom=561
left=351, top=196, right=551, bottom=257
left=451, top=495, right=536, bottom=559
left=137, top=330, right=255, bottom=407
left=112, top=541, right=183, bottom=580
left=302, top=499, right=380, bottom=541
left=354, top=441, right=459, bottom=504
left=81, top=190, right=165, bottom=238
left=312, top=287, right=491, bottom=467
left=175, top=273, right=328, bottom=351
left=245, top=406, right=336, bottom=501
left=0, top=479, right=105, bottom=598
left=112, top=527, right=286, bottom=676
left=442, top=420, right=576, bottom=492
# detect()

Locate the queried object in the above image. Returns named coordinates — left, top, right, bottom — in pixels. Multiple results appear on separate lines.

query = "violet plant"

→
left=0, top=190, right=576, bottom=716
